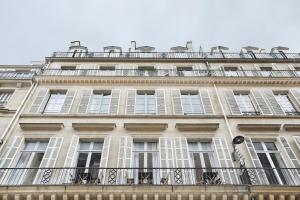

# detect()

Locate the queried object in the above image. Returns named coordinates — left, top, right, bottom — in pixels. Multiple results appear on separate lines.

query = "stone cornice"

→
left=35, top=76, right=300, bottom=85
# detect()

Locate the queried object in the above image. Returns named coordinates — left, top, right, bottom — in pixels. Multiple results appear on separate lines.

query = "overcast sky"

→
left=0, top=0, right=299, bottom=64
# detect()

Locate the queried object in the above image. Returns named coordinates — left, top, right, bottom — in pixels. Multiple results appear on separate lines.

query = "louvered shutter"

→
left=126, top=89, right=136, bottom=115
left=263, top=90, right=285, bottom=115
left=60, top=89, right=76, bottom=114
left=277, top=136, right=300, bottom=167
left=117, top=136, right=133, bottom=184
left=62, top=135, right=79, bottom=183
left=290, top=89, right=300, bottom=107
left=171, top=89, right=183, bottom=115
left=77, top=90, right=92, bottom=114
left=293, top=136, right=300, bottom=151
left=123, top=66, right=136, bottom=76
left=34, top=137, right=63, bottom=184
left=244, top=137, right=268, bottom=185
left=199, top=89, right=214, bottom=114
left=29, top=89, right=48, bottom=114
left=224, top=90, right=241, bottom=115
left=212, top=137, right=239, bottom=184
left=251, top=90, right=273, bottom=115
left=156, top=89, right=166, bottom=115
left=98, top=136, right=112, bottom=184
left=277, top=136, right=300, bottom=184
left=0, top=136, right=24, bottom=184
left=115, top=65, right=123, bottom=76
left=109, top=90, right=120, bottom=115
left=173, top=137, right=192, bottom=184
left=159, top=137, right=174, bottom=183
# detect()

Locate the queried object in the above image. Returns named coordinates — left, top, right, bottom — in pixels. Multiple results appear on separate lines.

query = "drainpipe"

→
left=0, top=65, right=43, bottom=150
left=213, top=83, right=234, bottom=140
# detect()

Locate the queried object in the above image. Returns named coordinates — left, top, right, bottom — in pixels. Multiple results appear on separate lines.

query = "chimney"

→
left=130, top=41, right=136, bottom=52
left=186, top=41, right=194, bottom=51
left=70, top=41, right=81, bottom=47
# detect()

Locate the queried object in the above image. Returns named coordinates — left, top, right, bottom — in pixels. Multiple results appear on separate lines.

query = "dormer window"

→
left=138, top=66, right=156, bottom=76
left=61, top=66, right=76, bottom=70
left=260, top=66, right=273, bottom=77
left=177, top=67, right=193, bottom=76
left=224, top=66, right=239, bottom=77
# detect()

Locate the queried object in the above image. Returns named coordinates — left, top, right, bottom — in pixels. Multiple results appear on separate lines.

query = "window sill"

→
left=19, top=122, right=64, bottom=131
left=124, top=123, right=168, bottom=131
left=237, top=124, right=281, bottom=131
left=175, top=123, right=219, bottom=131
left=72, top=123, right=116, bottom=131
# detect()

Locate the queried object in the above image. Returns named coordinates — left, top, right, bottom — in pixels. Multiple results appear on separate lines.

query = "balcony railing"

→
left=0, top=71, right=36, bottom=79
left=0, top=167, right=300, bottom=186
left=49, top=52, right=300, bottom=60
left=41, top=69, right=300, bottom=78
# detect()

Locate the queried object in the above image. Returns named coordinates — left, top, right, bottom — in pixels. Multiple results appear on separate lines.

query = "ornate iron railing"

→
left=0, top=71, right=36, bottom=80
left=41, top=69, right=300, bottom=78
left=49, top=52, right=300, bottom=60
left=0, top=167, right=300, bottom=186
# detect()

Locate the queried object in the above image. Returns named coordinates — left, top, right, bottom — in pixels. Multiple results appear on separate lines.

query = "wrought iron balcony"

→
left=0, top=167, right=300, bottom=186
left=49, top=52, right=300, bottom=60
left=0, top=71, right=36, bottom=80
left=41, top=69, right=300, bottom=78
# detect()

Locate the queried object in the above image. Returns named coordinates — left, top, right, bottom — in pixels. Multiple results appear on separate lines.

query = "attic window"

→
left=61, top=66, right=76, bottom=70
left=224, top=66, right=238, bottom=71
left=177, top=67, right=192, bottom=71
left=260, top=67, right=272, bottom=71
left=100, top=66, right=115, bottom=70
left=138, top=66, right=155, bottom=71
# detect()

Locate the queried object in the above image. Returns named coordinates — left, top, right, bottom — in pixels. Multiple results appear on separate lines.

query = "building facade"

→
left=1, top=41, right=300, bottom=200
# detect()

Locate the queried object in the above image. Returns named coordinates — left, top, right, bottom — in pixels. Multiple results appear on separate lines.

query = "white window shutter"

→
left=192, top=65, right=202, bottom=76
left=173, top=137, right=192, bottom=184
left=0, top=136, right=24, bottom=185
left=77, top=90, right=92, bottom=114
left=62, top=135, right=79, bottom=184
left=277, top=136, right=300, bottom=167
left=126, top=89, right=136, bottom=115
left=224, top=90, right=241, bottom=115
left=0, top=136, right=24, bottom=168
left=251, top=90, right=273, bottom=115
left=263, top=90, right=285, bottom=115
left=293, top=136, right=300, bottom=151
left=156, top=89, right=166, bottom=115
left=199, top=89, right=214, bottom=115
left=244, top=136, right=269, bottom=185
left=171, top=89, right=183, bottom=115
left=212, top=137, right=239, bottom=184
left=290, top=89, right=300, bottom=107
left=109, top=90, right=120, bottom=115
left=34, top=137, right=63, bottom=184
left=29, top=89, right=48, bottom=114
left=115, top=65, right=123, bottom=76
left=60, top=89, right=77, bottom=114
left=159, top=137, right=174, bottom=184
left=99, top=136, right=112, bottom=184
left=117, top=136, right=133, bottom=184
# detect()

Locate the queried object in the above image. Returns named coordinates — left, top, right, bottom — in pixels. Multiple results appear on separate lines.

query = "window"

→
left=43, top=91, right=66, bottom=114
left=181, top=91, right=203, bottom=115
left=133, top=142, right=159, bottom=184
left=100, top=66, right=115, bottom=76
left=293, top=67, right=300, bottom=77
left=177, top=67, right=194, bottom=76
left=253, top=141, right=294, bottom=185
left=135, top=91, right=156, bottom=114
left=138, top=66, right=156, bottom=76
left=75, top=141, right=103, bottom=183
left=274, top=93, right=296, bottom=114
left=8, top=141, right=48, bottom=185
left=88, top=91, right=111, bottom=114
left=224, top=66, right=239, bottom=77
left=0, top=91, right=13, bottom=107
left=188, top=142, right=216, bottom=183
left=60, top=66, right=77, bottom=75
left=234, top=92, right=257, bottom=115
left=260, top=67, right=273, bottom=77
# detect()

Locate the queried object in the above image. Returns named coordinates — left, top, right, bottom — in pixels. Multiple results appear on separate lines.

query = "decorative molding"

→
left=237, top=124, right=281, bottom=131
left=72, top=123, right=116, bottom=131
left=35, top=76, right=300, bottom=86
left=175, top=123, right=219, bottom=131
left=283, top=124, right=300, bottom=131
left=124, top=123, right=168, bottom=131
left=19, top=123, right=64, bottom=131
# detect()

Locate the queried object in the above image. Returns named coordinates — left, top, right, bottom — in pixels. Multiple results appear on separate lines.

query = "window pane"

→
left=265, top=142, right=277, bottom=151
left=253, top=142, right=264, bottom=151
left=44, top=93, right=66, bottom=113
left=76, top=153, right=88, bottom=167
left=274, top=94, right=296, bottom=113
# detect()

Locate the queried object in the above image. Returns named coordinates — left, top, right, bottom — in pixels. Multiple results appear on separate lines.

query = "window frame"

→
left=180, top=91, right=204, bottom=115
left=43, top=90, right=66, bottom=114
left=135, top=90, right=156, bottom=115
left=88, top=90, right=111, bottom=114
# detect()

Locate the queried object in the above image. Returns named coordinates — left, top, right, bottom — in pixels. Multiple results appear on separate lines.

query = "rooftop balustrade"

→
left=0, top=71, right=36, bottom=80
left=49, top=51, right=300, bottom=60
